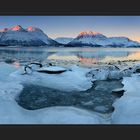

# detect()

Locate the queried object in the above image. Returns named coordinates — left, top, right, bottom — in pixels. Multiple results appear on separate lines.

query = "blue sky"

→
left=0, top=16, right=140, bottom=42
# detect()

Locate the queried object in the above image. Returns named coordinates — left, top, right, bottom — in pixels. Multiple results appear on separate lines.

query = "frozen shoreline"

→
left=0, top=61, right=140, bottom=124
left=111, top=74, right=140, bottom=124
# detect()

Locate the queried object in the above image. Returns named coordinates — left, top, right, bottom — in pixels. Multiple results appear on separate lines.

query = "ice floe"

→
left=10, top=65, right=93, bottom=92
left=86, top=64, right=140, bottom=81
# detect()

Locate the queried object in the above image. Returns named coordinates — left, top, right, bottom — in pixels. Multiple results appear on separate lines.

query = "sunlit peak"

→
left=78, top=31, right=101, bottom=37
left=11, top=25, right=23, bottom=31
left=27, top=26, right=36, bottom=31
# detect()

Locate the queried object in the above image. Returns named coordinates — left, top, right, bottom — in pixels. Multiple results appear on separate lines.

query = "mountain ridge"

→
left=66, top=31, right=140, bottom=47
left=0, top=26, right=139, bottom=47
left=0, top=25, right=59, bottom=46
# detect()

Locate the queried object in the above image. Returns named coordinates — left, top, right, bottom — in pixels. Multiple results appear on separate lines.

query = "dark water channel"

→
left=16, top=79, right=124, bottom=114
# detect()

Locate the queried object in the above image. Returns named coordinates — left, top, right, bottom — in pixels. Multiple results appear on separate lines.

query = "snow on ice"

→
left=1, top=61, right=140, bottom=124
left=10, top=65, right=93, bottom=92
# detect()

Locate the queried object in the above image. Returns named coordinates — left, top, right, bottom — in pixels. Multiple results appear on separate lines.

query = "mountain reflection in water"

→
left=0, top=47, right=140, bottom=67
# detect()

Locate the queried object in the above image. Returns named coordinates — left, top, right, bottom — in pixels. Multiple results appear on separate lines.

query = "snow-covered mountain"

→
left=0, top=25, right=59, bottom=46
left=55, top=37, right=74, bottom=44
left=66, top=31, right=140, bottom=47
left=26, top=26, right=58, bottom=45
left=0, top=27, right=140, bottom=47
left=104, top=37, right=140, bottom=47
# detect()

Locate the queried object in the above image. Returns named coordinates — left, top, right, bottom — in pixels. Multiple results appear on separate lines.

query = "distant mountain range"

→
left=65, top=31, right=140, bottom=47
left=0, top=25, right=140, bottom=47
left=55, top=37, right=74, bottom=44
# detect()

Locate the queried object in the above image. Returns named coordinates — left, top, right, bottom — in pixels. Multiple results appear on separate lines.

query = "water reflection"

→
left=1, top=47, right=140, bottom=67
left=101, top=51, right=140, bottom=63
left=47, top=50, right=140, bottom=65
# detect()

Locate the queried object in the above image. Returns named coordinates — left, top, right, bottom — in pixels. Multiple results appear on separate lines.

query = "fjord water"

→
left=1, top=47, right=140, bottom=67
left=1, top=46, right=140, bottom=114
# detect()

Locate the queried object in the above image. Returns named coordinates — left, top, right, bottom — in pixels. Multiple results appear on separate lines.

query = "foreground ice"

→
left=10, top=65, right=93, bottom=92
left=0, top=62, right=18, bottom=82
left=0, top=75, right=106, bottom=124
left=0, top=62, right=110, bottom=124
left=0, top=102, right=108, bottom=124
left=111, top=74, right=140, bottom=124
left=0, top=82, right=107, bottom=124
left=86, top=64, right=140, bottom=81
left=1, top=62, right=140, bottom=124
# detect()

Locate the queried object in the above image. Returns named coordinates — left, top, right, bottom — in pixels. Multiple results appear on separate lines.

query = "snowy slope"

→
left=55, top=37, right=74, bottom=44
left=103, top=37, right=140, bottom=47
left=0, top=25, right=59, bottom=46
left=67, top=31, right=140, bottom=47
left=67, top=31, right=107, bottom=46
left=27, top=26, right=58, bottom=45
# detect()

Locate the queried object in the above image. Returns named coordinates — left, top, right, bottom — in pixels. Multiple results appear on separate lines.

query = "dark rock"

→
left=37, top=69, right=67, bottom=74
left=5, top=59, right=15, bottom=64
left=135, top=68, right=140, bottom=73
left=110, top=106, right=115, bottom=112
left=112, top=88, right=125, bottom=97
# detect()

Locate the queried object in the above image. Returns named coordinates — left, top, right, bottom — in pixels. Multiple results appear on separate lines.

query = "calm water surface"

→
left=1, top=47, right=140, bottom=67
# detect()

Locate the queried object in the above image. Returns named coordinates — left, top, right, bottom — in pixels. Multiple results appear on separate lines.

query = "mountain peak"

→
left=78, top=31, right=101, bottom=37
left=11, top=25, right=24, bottom=31
left=27, top=26, right=42, bottom=32
left=27, top=26, right=37, bottom=31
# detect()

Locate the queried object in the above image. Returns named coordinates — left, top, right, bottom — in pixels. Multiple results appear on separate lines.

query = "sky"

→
left=0, top=16, right=140, bottom=42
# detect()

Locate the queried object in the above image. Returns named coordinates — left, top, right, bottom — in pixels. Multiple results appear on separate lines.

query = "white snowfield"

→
left=1, top=62, right=140, bottom=124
